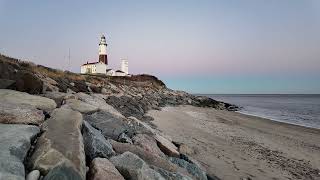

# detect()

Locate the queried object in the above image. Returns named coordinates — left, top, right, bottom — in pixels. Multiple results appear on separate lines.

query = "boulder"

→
left=30, top=108, right=86, bottom=179
left=127, top=116, right=155, bottom=135
left=88, top=158, right=124, bottom=180
left=0, top=89, right=57, bottom=111
left=109, top=152, right=165, bottom=180
left=0, top=102, right=45, bottom=125
left=62, top=99, right=99, bottom=114
left=105, top=95, right=149, bottom=120
left=42, top=91, right=68, bottom=107
left=43, top=164, right=83, bottom=180
left=132, top=134, right=165, bottom=158
left=150, top=166, right=193, bottom=180
left=73, top=81, right=89, bottom=93
left=51, top=78, right=71, bottom=93
left=75, top=92, right=124, bottom=118
left=110, top=140, right=178, bottom=173
left=42, top=81, right=59, bottom=93
left=179, top=144, right=195, bottom=155
left=0, top=124, right=40, bottom=180
left=179, top=154, right=205, bottom=173
left=14, top=71, right=43, bottom=94
left=41, top=77, right=59, bottom=93
left=0, top=78, right=15, bottom=88
left=84, top=111, right=131, bottom=140
left=26, top=170, right=40, bottom=180
left=154, top=134, right=180, bottom=157
left=118, top=132, right=133, bottom=144
left=82, top=121, right=115, bottom=162
left=169, top=157, right=207, bottom=180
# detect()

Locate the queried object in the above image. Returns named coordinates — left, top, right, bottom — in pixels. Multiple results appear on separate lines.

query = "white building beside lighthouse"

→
left=121, top=58, right=128, bottom=74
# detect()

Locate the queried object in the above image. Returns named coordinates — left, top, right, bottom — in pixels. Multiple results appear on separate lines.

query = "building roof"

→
left=106, top=69, right=114, bottom=72
left=115, top=70, right=125, bottom=73
left=82, top=62, right=99, bottom=66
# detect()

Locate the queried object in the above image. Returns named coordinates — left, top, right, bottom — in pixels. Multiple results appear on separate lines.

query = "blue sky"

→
left=0, top=0, right=320, bottom=94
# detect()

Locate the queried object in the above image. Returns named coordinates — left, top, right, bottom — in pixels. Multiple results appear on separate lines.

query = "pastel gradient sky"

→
left=1, top=0, right=320, bottom=94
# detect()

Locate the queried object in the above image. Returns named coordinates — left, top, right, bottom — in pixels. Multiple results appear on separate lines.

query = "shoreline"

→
left=236, top=110, right=320, bottom=131
left=204, top=94, right=320, bottom=131
left=147, top=105, right=320, bottom=180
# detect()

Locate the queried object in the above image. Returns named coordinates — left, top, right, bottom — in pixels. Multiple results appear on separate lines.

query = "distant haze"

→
left=1, top=0, right=319, bottom=94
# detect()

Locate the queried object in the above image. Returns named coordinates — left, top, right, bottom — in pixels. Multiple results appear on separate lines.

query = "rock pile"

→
left=0, top=55, right=231, bottom=179
left=0, top=89, right=215, bottom=180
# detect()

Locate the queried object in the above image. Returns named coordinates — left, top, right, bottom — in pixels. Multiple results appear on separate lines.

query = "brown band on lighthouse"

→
left=99, top=54, right=108, bottom=64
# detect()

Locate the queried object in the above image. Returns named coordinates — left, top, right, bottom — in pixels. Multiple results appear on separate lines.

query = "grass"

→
left=0, top=53, right=166, bottom=88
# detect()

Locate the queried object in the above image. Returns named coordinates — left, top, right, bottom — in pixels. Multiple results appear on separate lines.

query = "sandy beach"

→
left=147, top=105, right=320, bottom=180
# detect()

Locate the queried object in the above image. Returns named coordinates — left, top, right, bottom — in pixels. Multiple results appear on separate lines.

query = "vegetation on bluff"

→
left=0, top=53, right=166, bottom=94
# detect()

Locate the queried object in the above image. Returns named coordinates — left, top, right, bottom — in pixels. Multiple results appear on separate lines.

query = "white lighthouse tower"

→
left=99, top=34, right=108, bottom=64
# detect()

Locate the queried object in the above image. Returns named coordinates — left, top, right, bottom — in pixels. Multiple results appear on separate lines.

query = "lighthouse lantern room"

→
left=99, top=35, right=108, bottom=64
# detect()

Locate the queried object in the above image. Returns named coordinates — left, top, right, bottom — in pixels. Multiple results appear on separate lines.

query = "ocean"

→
left=204, top=94, right=320, bottom=129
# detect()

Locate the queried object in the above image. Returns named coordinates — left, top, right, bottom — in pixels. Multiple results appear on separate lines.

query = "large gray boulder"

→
left=42, top=91, right=69, bottom=107
left=82, top=121, right=115, bottom=162
left=43, top=164, right=83, bottom=180
left=132, top=134, right=165, bottom=158
left=41, top=77, right=59, bottom=93
left=62, top=99, right=99, bottom=114
left=84, top=111, right=131, bottom=140
left=154, top=134, right=180, bottom=157
left=110, top=152, right=165, bottom=180
left=110, top=140, right=178, bottom=173
left=88, top=158, right=124, bottom=180
left=0, top=102, right=45, bottom=125
left=0, top=89, right=56, bottom=111
left=75, top=92, right=124, bottom=118
left=169, top=157, right=207, bottom=180
left=150, top=166, right=193, bottom=180
left=127, top=116, right=155, bottom=135
left=0, top=124, right=40, bottom=180
left=30, top=108, right=86, bottom=180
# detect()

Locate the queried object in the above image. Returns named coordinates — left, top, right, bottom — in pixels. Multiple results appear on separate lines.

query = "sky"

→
left=0, top=0, right=320, bottom=94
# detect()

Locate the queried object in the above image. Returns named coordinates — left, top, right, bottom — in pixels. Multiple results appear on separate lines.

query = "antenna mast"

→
left=68, top=48, right=71, bottom=71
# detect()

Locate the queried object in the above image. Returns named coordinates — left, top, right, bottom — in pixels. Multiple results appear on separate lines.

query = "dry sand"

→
left=147, top=105, right=320, bottom=180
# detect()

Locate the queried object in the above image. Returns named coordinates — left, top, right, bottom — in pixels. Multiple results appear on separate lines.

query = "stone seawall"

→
left=0, top=54, right=236, bottom=179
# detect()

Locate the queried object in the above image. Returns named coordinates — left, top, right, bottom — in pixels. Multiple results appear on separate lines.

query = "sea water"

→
left=204, top=94, right=320, bottom=129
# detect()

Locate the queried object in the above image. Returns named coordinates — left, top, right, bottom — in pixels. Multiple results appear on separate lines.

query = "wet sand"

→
left=147, top=105, right=320, bottom=180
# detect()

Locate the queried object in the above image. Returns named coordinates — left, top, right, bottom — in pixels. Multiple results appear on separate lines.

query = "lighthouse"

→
left=99, top=34, right=108, bottom=64
left=81, top=34, right=130, bottom=76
